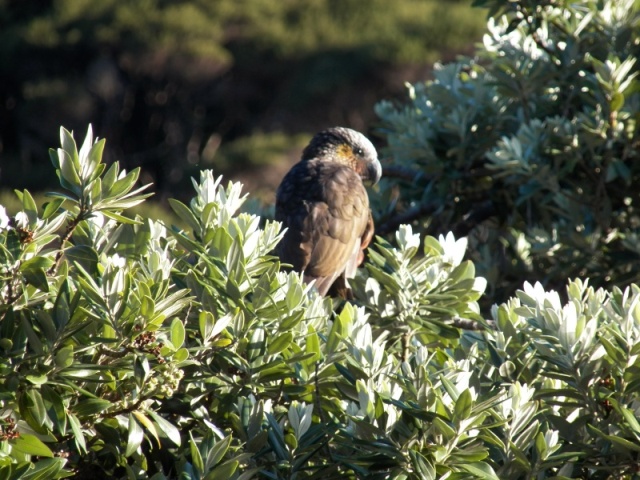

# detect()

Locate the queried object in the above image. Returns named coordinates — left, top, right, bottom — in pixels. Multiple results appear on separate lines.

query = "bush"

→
left=0, top=126, right=486, bottom=478
left=375, top=0, right=640, bottom=304
left=2, top=120, right=640, bottom=478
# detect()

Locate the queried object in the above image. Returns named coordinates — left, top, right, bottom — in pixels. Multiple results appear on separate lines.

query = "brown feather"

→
left=275, top=127, right=380, bottom=297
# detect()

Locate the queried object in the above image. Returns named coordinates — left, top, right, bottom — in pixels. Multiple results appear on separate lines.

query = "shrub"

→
left=0, top=126, right=484, bottom=478
left=375, top=0, right=640, bottom=304
left=2, top=121, right=640, bottom=478
left=4, top=1, right=640, bottom=478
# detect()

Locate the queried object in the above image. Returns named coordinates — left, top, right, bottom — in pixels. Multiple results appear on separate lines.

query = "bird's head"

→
left=302, top=127, right=382, bottom=185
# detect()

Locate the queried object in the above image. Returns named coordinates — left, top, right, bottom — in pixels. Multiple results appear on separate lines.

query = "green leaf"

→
left=168, top=198, right=201, bottom=234
left=134, top=355, right=150, bottom=388
left=148, top=410, right=181, bottom=446
left=454, top=389, right=473, bottom=421
left=22, top=269, right=50, bottom=293
left=498, top=360, right=516, bottom=378
left=618, top=404, right=640, bottom=436
left=50, top=147, right=61, bottom=169
left=11, top=434, right=54, bottom=458
left=3, top=462, right=32, bottom=479
left=327, top=303, right=351, bottom=353
left=173, top=348, right=189, bottom=362
left=133, top=411, right=161, bottom=448
left=266, top=414, right=288, bottom=461
left=55, top=345, right=73, bottom=368
left=101, top=161, right=119, bottom=192
left=25, top=375, right=48, bottom=386
left=302, top=325, right=321, bottom=369
left=107, top=168, right=140, bottom=198
left=170, top=318, right=186, bottom=350
left=125, top=414, right=144, bottom=457
left=34, top=311, right=57, bottom=343
left=21, top=458, right=67, bottom=480
left=60, top=127, right=78, bottom=163
left=100, top=210, right=143, bottom=224
left=189, top=432, right=205, bottom=473
left=73, top=398, right=112, bottom=417
left=88, top=138, right=106, bottom=177
left=601, top=336, right=626, bottom=365
left=593, top=425, right=640, bottom=452
left=247, top=327, right=265, bottom=363
left=21, top=314, right=44, bottom=354
left=20, top=256, right=55, bottom=292
left=408, top=450, right=435, bottom=480
left=68, top=413, right=87, bottom=454
left=204, top=460, right=238, bottom=480
left=45, top=190, right=79, bottom=203
left=21, top=189, right=38, bottom=227
left=535, top=431, right=548, bottom=459
left=206, top=435, right=232, bottom=470
left=458, top=461, right=500, bottom=479
left=65, top=245, right=99, bottom=276
left=610, top=91, right=624, bottom=112
left=58, top=149, right=82, bottom=194
left=267, top=332, right=292, bottom=356
left=53, top=280, right=71, bottom=331
left=19, top=389, right=51, bottom=433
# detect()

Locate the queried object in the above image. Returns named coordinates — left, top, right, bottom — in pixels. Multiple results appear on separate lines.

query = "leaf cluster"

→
left=3, top=125, right=640, bottom=479
left=375, top=0, right=640, bottom=303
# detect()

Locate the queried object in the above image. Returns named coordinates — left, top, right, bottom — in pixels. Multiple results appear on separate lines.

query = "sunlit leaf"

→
left=125, top=414, right=144, bottom=457
left=11, top=434, right=54, bottom=458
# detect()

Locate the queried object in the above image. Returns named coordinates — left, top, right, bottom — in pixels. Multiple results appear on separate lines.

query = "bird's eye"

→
left=354, top=147, right=364, bottom=156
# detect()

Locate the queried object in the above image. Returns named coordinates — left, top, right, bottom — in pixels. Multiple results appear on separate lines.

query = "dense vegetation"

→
left=377, top=0, right=640, bottom=304
left=0, top=0, right=483, bottom=196
left=2, top=0, right=640, bottom=479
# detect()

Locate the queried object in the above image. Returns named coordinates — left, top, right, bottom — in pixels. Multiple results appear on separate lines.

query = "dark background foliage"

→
left=0, top=0, right=483, bottom=199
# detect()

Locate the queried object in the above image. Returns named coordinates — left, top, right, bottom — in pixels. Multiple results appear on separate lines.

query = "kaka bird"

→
left=275, top=127, right=381, bottom=297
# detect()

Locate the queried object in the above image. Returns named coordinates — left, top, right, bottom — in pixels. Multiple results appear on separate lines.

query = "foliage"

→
left=3, top=124, right=640, bottom=479
left=375, top=0, right=640, bottom=304
left=0, top=0, right=485, bottom=194
left=211, top=132, right=310, bottom=172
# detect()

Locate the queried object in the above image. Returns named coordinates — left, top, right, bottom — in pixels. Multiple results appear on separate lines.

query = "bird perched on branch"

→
left=275, top=127, right=381, bottom=297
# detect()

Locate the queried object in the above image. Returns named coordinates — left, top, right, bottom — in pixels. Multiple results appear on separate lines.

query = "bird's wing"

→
left=346, top=210, right=375, bottom=279
left=275, top=161, right=370, bottom=296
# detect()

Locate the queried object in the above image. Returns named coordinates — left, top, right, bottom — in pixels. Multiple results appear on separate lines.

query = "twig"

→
left=382, top=166, right=424, bottom=182
left=102, top=396, right=146, bottom=418
left=0, top=265, right=23, bottom=322
left=47, top=214, right=85, bottom=276
left=402, top=332, right=410, bottom=363
left=447, top=317, right=495, bottom=331
left=531, top=31, right=556, bottom=58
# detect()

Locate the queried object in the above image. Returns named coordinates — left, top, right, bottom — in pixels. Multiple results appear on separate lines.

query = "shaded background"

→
left=0, top=0, right=485, bottom=204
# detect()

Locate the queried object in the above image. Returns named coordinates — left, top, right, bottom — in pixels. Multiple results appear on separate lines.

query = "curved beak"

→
left=367, top=159, right=382, bottom=186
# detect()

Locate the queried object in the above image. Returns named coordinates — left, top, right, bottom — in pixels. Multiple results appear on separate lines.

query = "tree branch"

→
left=382, top=165, right=424, bottom=182
left=447, top=317, right=495, bottom=331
